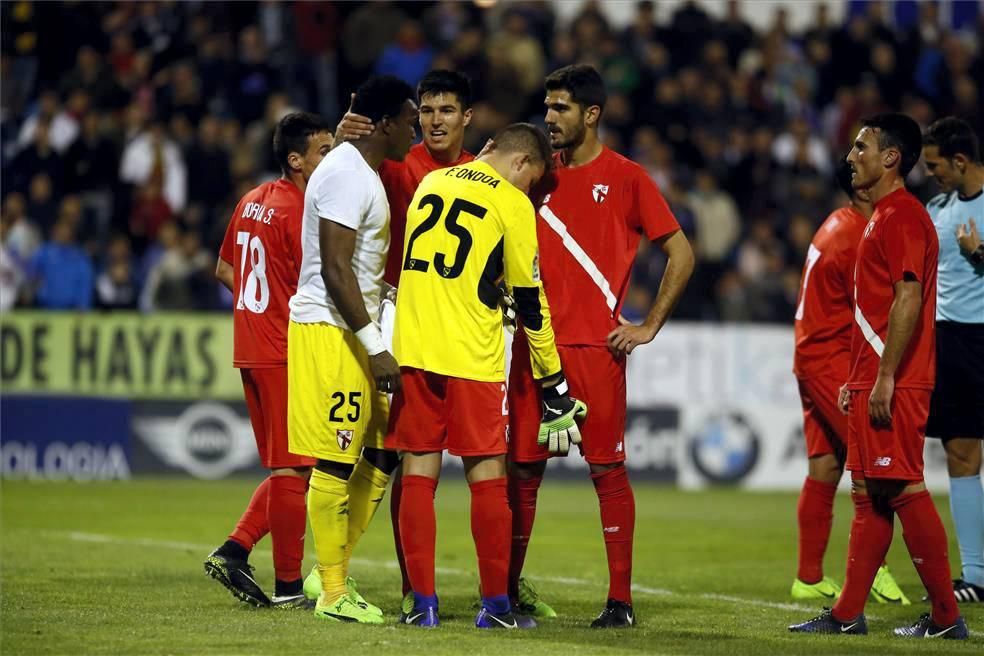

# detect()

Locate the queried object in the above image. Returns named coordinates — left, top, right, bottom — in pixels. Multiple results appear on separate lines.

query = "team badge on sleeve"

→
left=336, top=429, right=354, bottom=451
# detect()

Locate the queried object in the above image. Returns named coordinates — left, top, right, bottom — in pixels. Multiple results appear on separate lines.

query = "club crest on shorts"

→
left=336, top=429, right=354, bottom=451
left=592, top=184, right=609, bottom=203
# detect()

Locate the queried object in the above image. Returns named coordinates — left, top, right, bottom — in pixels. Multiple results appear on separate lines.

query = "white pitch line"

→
left=47, top=530, right=819, bottom=614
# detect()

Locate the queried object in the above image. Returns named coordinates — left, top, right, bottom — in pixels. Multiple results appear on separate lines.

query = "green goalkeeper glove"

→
left=537, top=374, right=587, bottom=456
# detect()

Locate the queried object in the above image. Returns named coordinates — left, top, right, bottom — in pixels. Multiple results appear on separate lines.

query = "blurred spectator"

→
left=140, top=228, right=213, bottom=311
left=119, top=121, right=187, bottom=213
left=1, top=192, right=42, bottom=263
left=29, top=218, right=94, bottom=309
left=9, top=119, right=62, bottom=193
left=16, top=89, right=79, bottom=154
left=375, top=21, right=434, bottom=87
left=95, top=234, right=138, bottom=310
left=688, top=170, right=740, bottom=267
left=186, top=115, right=232, bottom=213
left=0, top=213, right=27, bottom=310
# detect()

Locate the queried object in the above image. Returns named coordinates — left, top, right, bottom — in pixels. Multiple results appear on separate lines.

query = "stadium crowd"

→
left=1, top=0, right=981, bottom=319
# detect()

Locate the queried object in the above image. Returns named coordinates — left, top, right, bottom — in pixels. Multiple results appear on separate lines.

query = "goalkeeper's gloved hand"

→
left=499, top=290, right=517, bottom=334
left=537, top=374, right=587, bottom=456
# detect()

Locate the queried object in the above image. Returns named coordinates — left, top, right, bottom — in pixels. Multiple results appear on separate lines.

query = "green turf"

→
left=1, top=478, right=981, bottom=655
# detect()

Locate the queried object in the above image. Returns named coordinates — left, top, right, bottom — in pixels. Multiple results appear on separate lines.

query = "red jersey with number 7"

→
left=847, top=187, right=938, bottom=390
left=793, top=205, right=868, bottom=381
left=219, top=179, right=304, bottom=368
left=535, top=147, right=679, bottom=346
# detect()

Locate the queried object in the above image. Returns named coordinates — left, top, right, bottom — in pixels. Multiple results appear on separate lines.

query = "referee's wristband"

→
left=355, top=323, right=386, bottom=356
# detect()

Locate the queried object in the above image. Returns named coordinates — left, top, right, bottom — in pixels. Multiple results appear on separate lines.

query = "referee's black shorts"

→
left=927, top=321, right=984, bottom=440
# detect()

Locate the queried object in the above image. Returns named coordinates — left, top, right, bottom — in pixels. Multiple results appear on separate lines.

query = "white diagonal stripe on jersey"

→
left=854, top=302, right=885, bottom=357
left=538, top=205, right=618, bottom=312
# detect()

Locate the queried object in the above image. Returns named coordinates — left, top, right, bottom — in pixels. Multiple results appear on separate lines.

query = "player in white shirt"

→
left=287, top=75, right=418, bottom=624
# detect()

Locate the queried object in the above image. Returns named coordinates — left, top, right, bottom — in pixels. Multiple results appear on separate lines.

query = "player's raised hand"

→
left=868, top=374, right=894, bottom=427
left=607, top=321, right=658, bottom=356
left=955, top=218, right=981, bottom=256
left=538, top=375, right=587, bottom=456
left=370, top=350, right=402, bottom=394
left=334, top=93, right=375, bottom=144
left=838, top=383, right=850, bottom=415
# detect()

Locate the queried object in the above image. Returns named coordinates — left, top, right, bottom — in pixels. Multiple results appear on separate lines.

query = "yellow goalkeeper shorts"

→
left=287, top=321, right=388, bottom=463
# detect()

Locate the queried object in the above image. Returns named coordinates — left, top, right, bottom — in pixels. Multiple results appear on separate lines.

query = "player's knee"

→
left=316, top=459, right=354, bottom=480
left=508, top=459, right=546, bottom=480
left=807, top=455, right=842, bottom=484
left=362, top=447, right=400, bottom=475
left=943, top=439, right=982, bottom=477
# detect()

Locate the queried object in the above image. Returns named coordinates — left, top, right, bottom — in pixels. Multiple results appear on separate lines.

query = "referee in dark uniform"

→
left=922, top=117, right=984, bottom=602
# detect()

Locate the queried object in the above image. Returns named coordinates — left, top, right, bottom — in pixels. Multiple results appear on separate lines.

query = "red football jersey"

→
left=536, top=147, right=680, bottom=346
left=847, top=188, right=938, bottom=390
left=219, top=179, right=304, bottom=367
left=380, top=142, right=473, bottom=286
left=793, top=205, right=868, bottom=381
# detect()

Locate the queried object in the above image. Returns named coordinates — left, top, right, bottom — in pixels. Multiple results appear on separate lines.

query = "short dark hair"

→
left=351, top=75, right=416, bottom=124
left=273, top=112, right=330, bottom=175
left=860, top=113, right=923, bottom=178
left=491, top=123, right=553, bottom=168
left=834, top=157, right=856, bottom=198
left=417, top=69, right=472, bottom=109
left=923, top=116, right=980, bottom=162
left=545, top=64, right=607, bottom=112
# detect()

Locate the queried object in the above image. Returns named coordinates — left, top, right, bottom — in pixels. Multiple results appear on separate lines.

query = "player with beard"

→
left=789, top=114, right=967, bottom=639
left=507, top=65, right=694, bottom=627
left=790, top=159, right=908, bottom=605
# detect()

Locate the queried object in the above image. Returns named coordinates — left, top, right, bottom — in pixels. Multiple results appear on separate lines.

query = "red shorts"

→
left=241, top=367, right=315, bottom=469
left=508, top=336, right=626, bottom=465
left=797, top=375, right=847, bottom=459
left=845, top=387, right=931, bottom=481
left=385, top=367, right=508, bottom=457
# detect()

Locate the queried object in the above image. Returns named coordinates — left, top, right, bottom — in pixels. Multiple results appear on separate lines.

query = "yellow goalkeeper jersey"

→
left=393, top=160, right=561, bottom=382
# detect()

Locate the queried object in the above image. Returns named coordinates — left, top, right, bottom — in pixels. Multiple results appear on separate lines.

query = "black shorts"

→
left=927, top=321, right=984, bottom=440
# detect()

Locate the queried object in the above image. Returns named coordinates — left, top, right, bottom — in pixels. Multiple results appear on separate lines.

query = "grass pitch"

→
left=2, top=478, right=981, bottom=655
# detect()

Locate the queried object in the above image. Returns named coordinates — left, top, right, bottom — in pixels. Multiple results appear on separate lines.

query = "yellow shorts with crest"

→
left=287, top=321, right=387, bottom=463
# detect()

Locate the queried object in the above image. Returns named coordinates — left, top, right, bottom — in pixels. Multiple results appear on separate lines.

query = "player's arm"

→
left=609, top=229, right=694, bottom=355
left=504, top=200, right=586, bottom=455
left=869, top=278, right=922, bottom=426
left=215, top=257, right=234, bottom=293
left=319, top=219, right=401, bottom=393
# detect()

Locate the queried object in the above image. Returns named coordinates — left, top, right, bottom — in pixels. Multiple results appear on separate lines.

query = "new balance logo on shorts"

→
left=874, top=456, right=892, bottom=467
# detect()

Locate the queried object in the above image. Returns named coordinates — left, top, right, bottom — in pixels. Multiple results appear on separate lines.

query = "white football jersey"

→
left=289, top=142, right=390, bottom=328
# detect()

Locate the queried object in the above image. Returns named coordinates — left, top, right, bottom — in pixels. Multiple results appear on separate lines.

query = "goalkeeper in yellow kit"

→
left=384, top=123, right=586, bottom=629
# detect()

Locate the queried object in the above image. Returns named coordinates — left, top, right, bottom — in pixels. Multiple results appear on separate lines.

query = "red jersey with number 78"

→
left=219, top=179, right=304, bottom=368
left=793, top=205, right=868, bottom=381
left=847, top=187, right=938, bottom=390
left=535, top=147, right=680, bottom=346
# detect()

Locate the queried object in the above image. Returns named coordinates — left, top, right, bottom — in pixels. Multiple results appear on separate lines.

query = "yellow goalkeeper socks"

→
left=343, top=458, right=391, bottom=568
left=308, top=468, right=349, bottom=602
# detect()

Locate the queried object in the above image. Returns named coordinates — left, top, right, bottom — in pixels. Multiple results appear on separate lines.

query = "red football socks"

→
left=390, top=473, right=411, bottom=595
left=891, top=490, right=959, bottom=627
left=399, top=475, right=438, bottom=597
left=832, top=492, right=893, bottom=621
left=229, top=476, right=271, bottom=551
left=591, top=466, right=635, bottom=604
left=267, top=475, right=308, bottom=584
left=507, top=474, right=542, bottom=599
left=470, top=477, right=512, bottom=599
left=796, top=477, right=838, bottom=583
